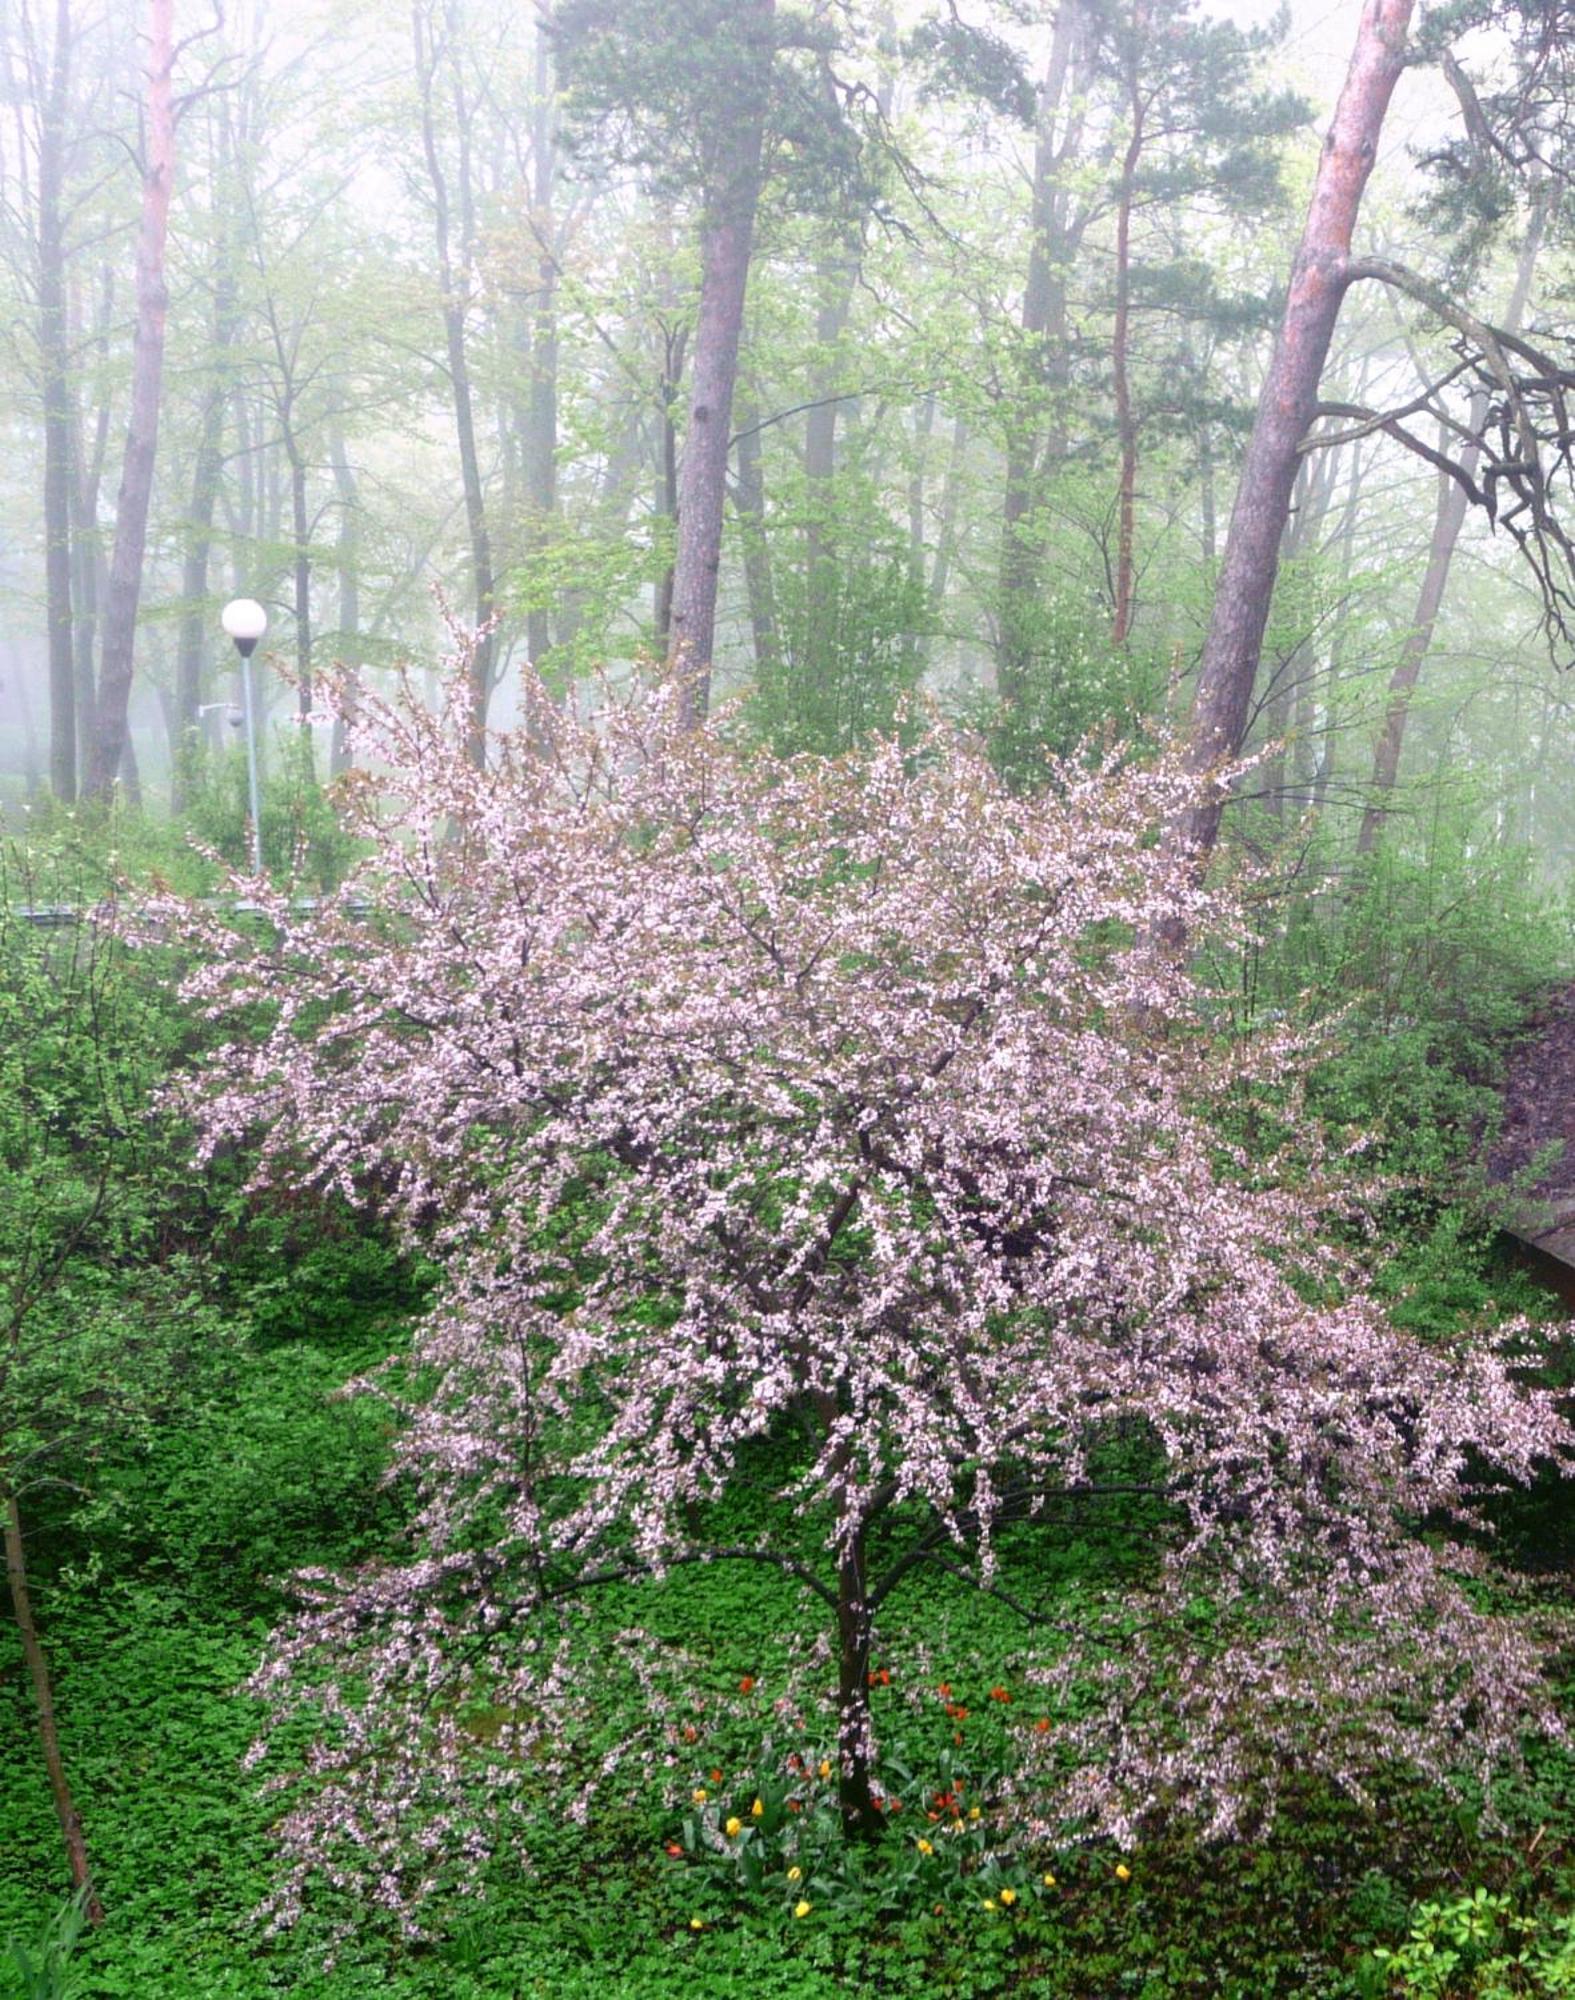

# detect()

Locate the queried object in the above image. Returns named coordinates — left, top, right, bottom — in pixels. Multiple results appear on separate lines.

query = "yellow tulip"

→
left=691, top=1789, right=707, bottom=1805
left=982, top=1898, right=997, bottom=1911
left=787, top=1866, right=802, bottom=1882
left=1115, top=1863, right=1132, bottom=1883
left=1043, top=1872, right=1057, bottom=1889
left=999, top=1888, right=1017, bottom=1907
left=916, top=1838, right=934, bottom=1857
left=969, top=1806, right=981, bottom=1822
left=689, top=1917, right=705, bottom=1931
left=818, top=1759, right=832, bottom=1781
left=794, top=1900, right=813, bottom=1919
left=725, top=1816, right=742, bottom=1838
left=751, top=1797, right=764, bottom=1818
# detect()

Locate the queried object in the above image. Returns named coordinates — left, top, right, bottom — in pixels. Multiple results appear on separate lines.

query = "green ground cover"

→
left=4, top=1221, right=1575, bottom=1999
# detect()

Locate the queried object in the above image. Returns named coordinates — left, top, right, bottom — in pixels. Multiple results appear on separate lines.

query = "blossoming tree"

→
left=167, top=666, right=1571, bottom=1930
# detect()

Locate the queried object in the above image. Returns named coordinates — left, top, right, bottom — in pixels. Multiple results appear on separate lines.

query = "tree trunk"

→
left=666, top=0, right=773, bottom=725
left=1257, top=450, right=1338, bottom=815
left=84, top=0, right=175, bottom=801
left=1173, top=0, right=1414, bottom=868
left=525, top=19, right=559, bottom=673
left=71, top=266, right=114, bottom=796
left=414, top=0, right=496, bottom=765
left=1354, top=193, right=1546, bottom=856
left=998, top=2, right=1083, bottom=707
left=4, top=1489, right=102, bottom=1922
left=283, top=421, right=313, bottom=730
left=38, top=0, right=75, bottom=802
left=834, top=1526, right=882, bottom=1839
left=172, top=276, right=237, bottom=811
left=329, top=431, right=360, bottom=777
left=733, top=390, right=779, bottom=679
left=1110, top=48, right=1145, bottom=649
left=654, top=318, right=686, bottom=645
left=801, top=239, right=859, bottom=687
left=927, top=414, right=969, bottom=664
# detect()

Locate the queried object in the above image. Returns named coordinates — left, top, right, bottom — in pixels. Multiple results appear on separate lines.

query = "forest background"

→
left=8, top=0, right=1575, bottom=1995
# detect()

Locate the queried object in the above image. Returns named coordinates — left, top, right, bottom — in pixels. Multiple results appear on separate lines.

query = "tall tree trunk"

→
left=4, top=1488, right=102, bottom=1922
left=172, top=275, right=237, bottom=811
left=998, top=2, right=1083, bottom=707
left=1173, top=0, right=1414, bottom=868
left=71, top=266, right=114, bottom=795
left=525, top=18, right=559, bottom=673
left=1198, top=419, right=1217, bottom=566
left=1354, top=193, right=1546, bottom=856
left=1110, top=30, right=1146, bottom=649
left=927, top=414, right=969, bottom=659
left=733, top=389, right=779, bottom=679
left=329, top=431, right=360, bottom=777
left=85, top=0, right=175, bottom=801
left=654, top=318, right=686, bottom=645
left=283, top=420, right=313, bottom=736
left=414, top=0, right=496, bottom=765
left=1257, top=448, right=1338, bottom=815
left=38, top=0, right=75, bottom=801
left=802, top=238, right=859, bottom=686
left=666, top=0, right=773, bottom=725
left=834, top=1525, right=881, bottom=1839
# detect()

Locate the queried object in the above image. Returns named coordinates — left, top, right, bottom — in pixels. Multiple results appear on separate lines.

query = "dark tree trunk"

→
left=5, top=1489, right=102, bottom=1922
left=1355, top=194, right=1546, bottom=856
left=666, top=0, right=773, bottom=725
left=85, top=0, right=175, bottom=801
left=1173, top=0, right=1414, bottom=867
left=38, top=0, right=75, bottom=801
left=834, top=1525, right=882, bottom=1839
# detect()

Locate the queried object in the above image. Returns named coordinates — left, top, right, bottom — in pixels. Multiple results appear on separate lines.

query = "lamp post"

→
left=221, top=598, right=268, bottom=874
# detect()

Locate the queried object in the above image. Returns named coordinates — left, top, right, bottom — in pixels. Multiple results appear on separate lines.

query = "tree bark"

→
left=328, top=431, right=360, bottom=777
left=834, top=1525, right=882, bottom=1839
left=71, top=266, right=114, bottom=796
left=1354, top=193, right=1546, bottom=856
left=414, top=0, right=496, bottom=765
left=5, top=1488, right=102, bottom=1922
left=998, top=2, right=1084, bottom=707
left=1173, top=0, right=1414, bottom=868
left=172, top=269, right=237, bottom=810
left=666, top=0, right=772, bottom=725
left=801, top=237, right=859, bottom=686
left=1110, top=24, right=1146, bottom=649
left=733, top=388, right=779, bottom=679
left=38, top=0, right=75, bottom=801
left=524, top=18, right=559, bottom=673
left=84, top=0, right=175, bottom=801
left=654, top=317, right=686, bottom=645
left=283, top=421, right=313, bottom=730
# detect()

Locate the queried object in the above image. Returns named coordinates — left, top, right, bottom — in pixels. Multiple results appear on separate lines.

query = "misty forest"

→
left=19, top=0, right=1575, bottom=1995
